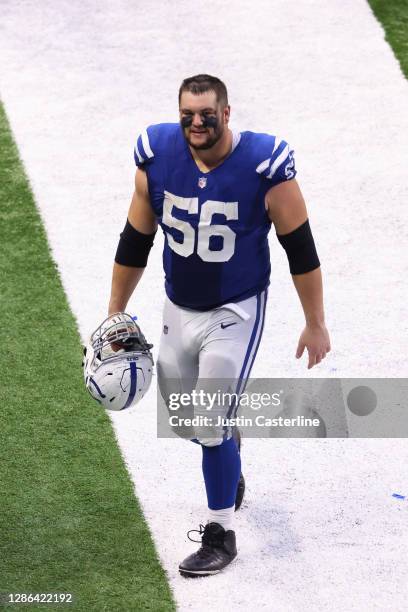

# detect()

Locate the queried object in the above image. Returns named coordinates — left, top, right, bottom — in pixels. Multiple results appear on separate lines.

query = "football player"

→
left=108, top=74, right=331, bottom=577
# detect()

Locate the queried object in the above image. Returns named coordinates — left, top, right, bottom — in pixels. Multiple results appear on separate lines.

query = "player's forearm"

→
left=291, top=267, right=325, bottom=327
left=108, top=262, right=145, bottom=315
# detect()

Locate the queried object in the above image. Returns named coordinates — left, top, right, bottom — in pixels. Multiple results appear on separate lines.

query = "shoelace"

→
left=187, top=524, right=205, bottom=543
left=187, top=525, right=219, bottom=560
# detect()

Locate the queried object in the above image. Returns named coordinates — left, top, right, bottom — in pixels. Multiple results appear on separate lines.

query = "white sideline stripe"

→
left=267, top=143, right=289, bottom=179
left=141, top=129, right=154, bottom=158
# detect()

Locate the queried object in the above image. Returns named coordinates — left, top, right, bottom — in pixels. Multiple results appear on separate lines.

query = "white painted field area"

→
left=1, top=1, right=408, bottom=610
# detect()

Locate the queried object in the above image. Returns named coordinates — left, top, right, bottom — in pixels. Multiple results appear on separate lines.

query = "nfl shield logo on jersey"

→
left=198, top=176, right=207, bottom=189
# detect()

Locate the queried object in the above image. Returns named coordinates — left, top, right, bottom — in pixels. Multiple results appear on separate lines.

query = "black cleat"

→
left=235, top=472, right=245, bottom=511
left=179, top=522, right=237, bottom=577
left=232, top=427, right=245, bottom=511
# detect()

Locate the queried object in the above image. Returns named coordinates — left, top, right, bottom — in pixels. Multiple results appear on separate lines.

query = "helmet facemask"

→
left=91, top=312, right=153, bottom=363
left=83, top=313, right=154, bottom=411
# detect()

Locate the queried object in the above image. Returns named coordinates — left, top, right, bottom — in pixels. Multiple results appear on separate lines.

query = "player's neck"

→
left=189, top=128, right=233, bottom=172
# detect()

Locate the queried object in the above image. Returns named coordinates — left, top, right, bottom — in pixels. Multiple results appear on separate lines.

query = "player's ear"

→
left=223, top=104, right=231, bottom=123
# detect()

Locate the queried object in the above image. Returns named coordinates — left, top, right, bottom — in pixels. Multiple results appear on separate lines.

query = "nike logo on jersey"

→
left=221, top=322, right=237, bottom=329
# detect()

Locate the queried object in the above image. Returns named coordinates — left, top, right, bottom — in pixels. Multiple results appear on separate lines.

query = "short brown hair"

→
left=178, top=74, right=228, bottom=107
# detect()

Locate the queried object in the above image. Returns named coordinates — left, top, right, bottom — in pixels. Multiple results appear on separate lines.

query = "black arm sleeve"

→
left=114, top=219, right=156, bottom=267
left=276, top=219, right=320, bottom=275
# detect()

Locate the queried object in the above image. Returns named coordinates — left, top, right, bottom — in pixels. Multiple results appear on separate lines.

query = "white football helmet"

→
left=83, top=312, right=154, bottom=411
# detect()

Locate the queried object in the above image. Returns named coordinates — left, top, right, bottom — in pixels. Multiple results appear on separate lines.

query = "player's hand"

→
left=109, top=341, right=125, bottom=353
left=107, top=331, right=128, bottom=353
left=296, top=323, right=331, bottom=369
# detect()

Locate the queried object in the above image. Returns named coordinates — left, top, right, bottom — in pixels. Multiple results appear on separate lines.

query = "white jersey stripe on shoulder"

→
left=255, top=138, right=284, bottom=174
left=267, top=143, right=289, bottom=179
left=272, top=137, right=283, bottom=155
left=141, top=129, right=154, bottom=159
left=256, top=158, right=271, bottom=174
left=134, top=141, right=144, bottom=164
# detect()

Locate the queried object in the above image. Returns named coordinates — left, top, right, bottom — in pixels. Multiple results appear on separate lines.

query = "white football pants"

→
left=157, top=290, right=268, bottom=445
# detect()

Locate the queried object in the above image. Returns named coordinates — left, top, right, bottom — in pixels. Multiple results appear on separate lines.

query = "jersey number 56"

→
left=163, top=191, right=238, bottom=263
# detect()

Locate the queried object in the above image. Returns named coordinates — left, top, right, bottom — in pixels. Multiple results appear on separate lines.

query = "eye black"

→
left=181, top=116, right=193, bottom=128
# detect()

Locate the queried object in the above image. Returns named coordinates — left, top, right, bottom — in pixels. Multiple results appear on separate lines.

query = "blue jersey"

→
left=134, top=123, right=296, bottom=310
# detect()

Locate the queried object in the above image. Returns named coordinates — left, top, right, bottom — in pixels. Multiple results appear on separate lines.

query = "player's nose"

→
left=191, top=113, right=204, bottom=126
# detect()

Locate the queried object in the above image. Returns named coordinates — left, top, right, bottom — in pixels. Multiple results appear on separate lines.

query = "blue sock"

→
left=201, top=437, right=241, bottom=510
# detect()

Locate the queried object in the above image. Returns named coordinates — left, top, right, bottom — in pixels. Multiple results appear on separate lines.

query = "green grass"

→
left=368, top=0, right=408, bottom=79
left=0, top=105, right=175, bottom=611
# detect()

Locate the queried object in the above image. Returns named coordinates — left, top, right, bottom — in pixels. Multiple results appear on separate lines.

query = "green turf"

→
left=0, top=104, right=175, bottom=611
left=368, top=0, right=408, bottom=79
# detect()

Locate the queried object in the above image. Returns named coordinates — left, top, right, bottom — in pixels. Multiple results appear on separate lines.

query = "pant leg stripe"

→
left=241, top=289, right=268, bottom=388
left=240, top=290, right=267, bottom=385
left=229, top=290, right=268, bottom=420
left=225, top=290, right=264, bottom=421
